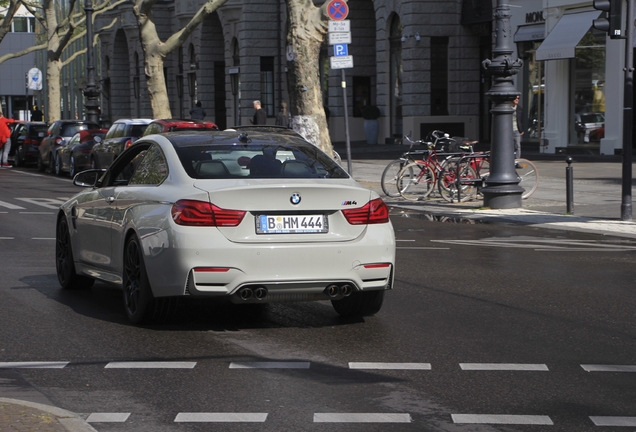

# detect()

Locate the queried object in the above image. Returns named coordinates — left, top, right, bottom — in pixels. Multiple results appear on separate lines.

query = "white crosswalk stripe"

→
left=174, top=413, right=268, bottom=422
left=452, top=414, right=554, bottom=425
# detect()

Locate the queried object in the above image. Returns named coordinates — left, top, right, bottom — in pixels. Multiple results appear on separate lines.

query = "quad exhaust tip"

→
left=239, top=286, right=268, bottom=301
left=325, top=284, right=353, bottom=298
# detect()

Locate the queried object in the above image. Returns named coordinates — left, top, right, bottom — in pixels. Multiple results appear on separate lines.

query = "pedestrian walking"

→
left=512, top=95, right=524, bottom=159
left=275, top=101, right=291, bottom=128
left=0, top=111, right=16, bottom=168
left=30, top=106, right=43, bottom=122
left=251, top=100, right=267, bottom=125
left=190, top=101, right=206, bottom=120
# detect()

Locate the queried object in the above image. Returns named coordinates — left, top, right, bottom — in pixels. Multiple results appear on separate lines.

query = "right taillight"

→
left=171, top=200, right=246, bottom=227
left=342, top=198, right=390, bottom=225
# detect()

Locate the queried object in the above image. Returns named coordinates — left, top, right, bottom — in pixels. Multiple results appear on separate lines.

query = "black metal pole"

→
left=480, top=0, right=525, bottom=209
left=566, top=156, right=574, bottom=214
left=621, top=0, right=633, bottom=221
left=341, top=69, right=352, bottom=175
left=84, top=0, right=100, bottom=124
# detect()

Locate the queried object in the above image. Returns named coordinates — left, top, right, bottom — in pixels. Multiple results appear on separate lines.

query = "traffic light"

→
left=592, top=0, right=625, bottom=39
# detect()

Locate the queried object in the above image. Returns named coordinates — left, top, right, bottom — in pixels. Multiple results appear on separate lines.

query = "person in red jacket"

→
left=0, top=111, right=16, bottom=168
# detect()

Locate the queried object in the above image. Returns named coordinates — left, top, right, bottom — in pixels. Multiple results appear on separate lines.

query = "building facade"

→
left=91, top=0, right=491, bottom=144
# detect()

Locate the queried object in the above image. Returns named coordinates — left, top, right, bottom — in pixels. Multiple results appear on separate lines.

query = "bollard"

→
left=566, top=156, right=573, bottom=214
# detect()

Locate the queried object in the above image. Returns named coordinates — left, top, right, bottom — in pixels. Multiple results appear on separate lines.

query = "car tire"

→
left=331, top=290, right=385, bottom=317
left=48, top=153, right=55, bottom=174
left=69, top=155, right=76, bottom=178
left=36, top=153, right=45, bottom=172
left=122, top=235, right=179, bottom=324
left=55, top=153, right=63, bottom=176
left=14, top=145, right=23, bottom=167
left=55, top=215, right=95, bottom=290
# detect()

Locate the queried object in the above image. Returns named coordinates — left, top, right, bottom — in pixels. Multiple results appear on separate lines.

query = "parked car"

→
left=575, top=113, right=604, bottom=143
left=9, top=121, right=48, bottom=167
left=91, top=118, right=152, bottom=169
left=37, top=120, right=100, bottom=173
left=57, top=129, right=395, bottom=324
left=142, top=118, right=218, bottom=136
left=55, top=128, right=108, bottom=177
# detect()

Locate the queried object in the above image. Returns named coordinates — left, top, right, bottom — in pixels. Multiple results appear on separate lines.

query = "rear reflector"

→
left=342, top=198, right=390, bottom=225
left=363, top=263, right=391, bottom=269
left=171, top=200, right=246, bottom=227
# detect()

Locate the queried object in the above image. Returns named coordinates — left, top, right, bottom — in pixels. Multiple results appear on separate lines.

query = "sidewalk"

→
left=336, top=142, right=636, bottom=239
left=0, top=398, right=96, bottom=431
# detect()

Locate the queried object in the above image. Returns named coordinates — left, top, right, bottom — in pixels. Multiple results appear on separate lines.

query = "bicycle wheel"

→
left=381, top=159, right=410, bottom=197
left=397, top=162, right=436, bottom=201
left=437, top=159, right=478, bottom=203
left=516, top=158, right=539, bottom=199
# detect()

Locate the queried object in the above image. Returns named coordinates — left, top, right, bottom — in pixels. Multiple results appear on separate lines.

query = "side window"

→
left=128, top=144, right=168, bottom=186
left=105, top=124, right=119, bottom=139
left=18, top=126, right=27, bottom=138
left=113, top=123, right=126, bottom=138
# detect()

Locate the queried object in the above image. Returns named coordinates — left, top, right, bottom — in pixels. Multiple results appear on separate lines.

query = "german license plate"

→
left=256, top=214, right=328, bottom=234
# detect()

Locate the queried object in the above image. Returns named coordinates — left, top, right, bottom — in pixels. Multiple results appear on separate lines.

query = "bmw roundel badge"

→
left=290, top=193, right=301, bottom=205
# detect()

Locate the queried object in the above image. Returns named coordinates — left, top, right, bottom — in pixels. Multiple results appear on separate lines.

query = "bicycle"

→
left=515, top=158, right=539, bottom=199
left=396, top=134, right=481, bottom=202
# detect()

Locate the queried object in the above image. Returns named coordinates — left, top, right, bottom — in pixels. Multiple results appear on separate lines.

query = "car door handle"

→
left=106, top=196, right=115, bottom=204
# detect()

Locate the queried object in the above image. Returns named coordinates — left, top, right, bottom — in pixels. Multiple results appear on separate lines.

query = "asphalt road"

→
left=1, top=167, right=635, bottom=431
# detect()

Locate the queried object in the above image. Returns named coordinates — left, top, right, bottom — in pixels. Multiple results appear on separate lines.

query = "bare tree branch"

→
left=0, top=41, right=47, bottom=63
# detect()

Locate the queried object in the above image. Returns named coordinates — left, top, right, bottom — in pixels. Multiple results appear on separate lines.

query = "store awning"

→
left=514, top=24, right=545, bottom=43
left=535, top=10, right=601, bottom=61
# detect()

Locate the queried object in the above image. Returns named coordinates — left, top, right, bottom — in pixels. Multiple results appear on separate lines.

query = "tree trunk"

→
left=47, top=60, right=63, bottom=122
left=145, top=52, right=172, bottom=119
left=285, top=0, right=333, bottom=156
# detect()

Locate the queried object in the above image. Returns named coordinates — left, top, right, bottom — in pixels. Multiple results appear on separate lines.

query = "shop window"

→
left=353, top=76, right=371, bottom=117
left=573, top=28, right=605, bottom=144
left=260, top=57, right=275, bottom=117
left=431, top=37, right=449, bottom=116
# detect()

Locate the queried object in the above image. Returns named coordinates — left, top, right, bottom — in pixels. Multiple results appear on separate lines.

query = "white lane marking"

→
left=396, top=247, right=450, bottom=250
left=314, top=413, right=412, bottom=423
left=175, top=413, right=268, bottom=422
left=86, top=413, right=130, bottom=423
left=590, top=416, right=636, bottom=426
left=229, top=361, right=310, bottom=369
left=460, top=363, right=549, bottom=371
left=20, top=212, right=55, bottom=215
left=396, top=239, right=416, bottom=241
left=349, top=362, right=431, bottom=370
left=16, top=198, right=66, bottom=210
left=0, top=362, right=69, bottom=368
left=451, top=414, right=553, bottom=425
left=581, top=364, right=636, bottom=372
left=0, top=237, right=14, bottom=240
left=104, top=361, right=196, bottom=369
left=33, top=238, right=55, bottom=240
left=0, top=200, right=25, bottom=210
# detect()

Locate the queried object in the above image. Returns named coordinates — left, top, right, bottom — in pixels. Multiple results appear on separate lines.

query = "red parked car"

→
left=142, top=119, right=218, bottom=136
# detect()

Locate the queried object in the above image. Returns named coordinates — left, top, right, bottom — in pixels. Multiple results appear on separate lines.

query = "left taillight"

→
left=124, top=139, right=133, bottom=149
left=171, top=200, right=246, bottom=227
left=342, top=198, right=390, bottom=225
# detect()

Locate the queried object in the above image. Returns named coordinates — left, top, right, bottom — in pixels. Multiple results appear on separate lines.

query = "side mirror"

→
left=94, top=136, right=102, bottom=143
left=73, top=169, right=103, bottom=187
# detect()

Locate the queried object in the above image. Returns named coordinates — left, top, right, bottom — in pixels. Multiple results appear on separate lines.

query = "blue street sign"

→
left=333, top=44, right=348, bottom=57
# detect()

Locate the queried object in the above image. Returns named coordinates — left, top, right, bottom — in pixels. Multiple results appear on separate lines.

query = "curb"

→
left=0, top=398, right=97, bottom=432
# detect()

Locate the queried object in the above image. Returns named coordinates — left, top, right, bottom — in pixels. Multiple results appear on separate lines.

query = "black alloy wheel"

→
left=331, top=290, right=385, bottom=317
left=55, top=153, right=63, bottom=176
left=122, top=235, right=179, bottom=324
left=55, top=215, right=94, bottom=290
left=36, top=153, right=45, bottom=172
left=48, top=153, right=55, bottom=174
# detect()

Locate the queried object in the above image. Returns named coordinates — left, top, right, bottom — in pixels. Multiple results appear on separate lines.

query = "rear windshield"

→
left=61, top=123, right=99, bottom=136
left=29, top=125, right=48, bottom=138
left=130, top=124, right=148, bottom=137
left=175, top=142, right=349, bottom=180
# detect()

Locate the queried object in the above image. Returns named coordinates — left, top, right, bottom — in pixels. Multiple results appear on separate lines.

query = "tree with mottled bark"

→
left=131, top=0, right=228, bottom=119
left=284, top=0, right=336, bottom=155
left=0, top=0, right=22, bottom=45
left=20, top=0, right=126, bottom=122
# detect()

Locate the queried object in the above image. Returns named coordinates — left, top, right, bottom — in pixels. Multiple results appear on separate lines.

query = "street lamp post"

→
left=83, top=0, right=100, bottom=124
left=480, top=0, right=524, bottom=209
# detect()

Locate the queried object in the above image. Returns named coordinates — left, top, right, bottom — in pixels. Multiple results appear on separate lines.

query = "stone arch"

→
left=199, top=12, right=226, bottom=128
left=111, top=29, right=131, bottom=119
